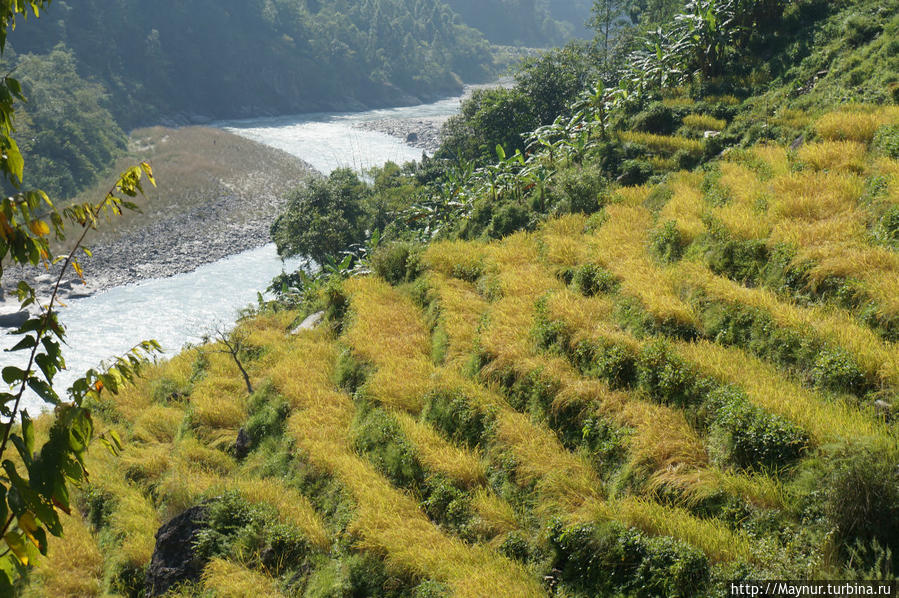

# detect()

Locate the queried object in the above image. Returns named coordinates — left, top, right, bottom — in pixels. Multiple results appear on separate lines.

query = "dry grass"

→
left=343, top=276, right=434, bottom=412
left=683, top=113, right=727, bottom=131
left=394, top=410, right=487, bottom=487
left=796, top=140, right=867, bottom=172
left=590, top=204, right=698, bottom=329
left=21, top=511, right=104, bottom=598
left=203, top=559, right=287, bottom=598
left=659, top=171, right=706, bottom=242
left=814, top=106, right=899, bottom=144
left=676, top=340, right=892, bottom=446
left=619, top=131, right=705, bottom=156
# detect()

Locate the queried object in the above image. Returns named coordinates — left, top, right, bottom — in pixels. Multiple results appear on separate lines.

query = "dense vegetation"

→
left=17, top=0, right=899, bottom=596
left=2, top=0, right=509, bottom=198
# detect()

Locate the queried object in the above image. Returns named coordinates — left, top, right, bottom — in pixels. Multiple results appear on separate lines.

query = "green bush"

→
left=244, top=389, right=290, bottom=448
left=334, top=350, right=372, bottom=395
left=572, top=339, right=637, bottom=389
left=649, top=220, right=686, bottom=263
left=489, top=202, right=531, bottom=238
left=570, top=264, right=618, bottom=296
left=637, top=342, right=709, bottom=409
left=548, top=163, right=609, bottom=215
left=353, top=405, right=424, bottom=489
left=151, top=377, right=190, bottom=404
left=421, top=476, right=472, bottom=532
left=708, top=387, right=809, bottom=471
left=422, top=388, right=495, bottom=448
left=824, top=445, right=899, bottom=568
left=618, top=159, right=654, bottom=186
left=704, top=237, right=769, bottom=283
left=873, top=205, right=899, bottom=248
left=632, top=102, right=677, bottom=135
left=873, top=125, right=899, bottom=158
left=581, top=416, right=630, bottom=472
left=370, top=242, right=422, bottom=285
left=811, top=349, right=866, bottom=395
left=843, top=14, right=882, bottom=47
left=550, top=520, right=710, bottom=597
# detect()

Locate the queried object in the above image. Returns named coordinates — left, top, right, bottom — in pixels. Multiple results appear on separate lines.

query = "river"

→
left=4, top=94, right=469, bottom=412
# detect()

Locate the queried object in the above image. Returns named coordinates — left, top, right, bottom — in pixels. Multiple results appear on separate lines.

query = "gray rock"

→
left=292, top=311, right=325, bottom=334
left=145, top=505, right=209, bottom=597
left=790, top=135, right=805, bottom=151
left=234, top=427, right=251, bottom=460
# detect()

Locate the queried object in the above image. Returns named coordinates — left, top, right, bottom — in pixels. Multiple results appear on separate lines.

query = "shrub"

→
left=873, top=205, right=899, bottom=248
left=824, top=445, right=899, bottom=567
left=873, top=125, right=899, bottom=158
left=637, top=342, right=708, bottom=409
left=574, top=340, right=638, bottom=389
left=353, top=405, right=424, bottom=489
left=704, top=238, right=769, bottom=283
left=370, top=242, right=422, bottom=285
left=550, top=520, right=710, bottom=597
left=843, top=14, right=882, bottom=47
left=708, top=387, right=809, bottom=471
left=489, top=202, right=530, bottom=238
left=811, top=349, right=866, bottom=395
left=650, top=220, right=686, bottom=263
left=334, top=350, right=372, bottom=394
left=244, top=390, right=290, bottom=448
left=581, top=416, right=630, bottom=472
left=421, top=476, right=472, bottom=532
left=422, top=388, right=495, bottom=448
left=151, top=377, right=190, bottom=403
left=632, top=102, right=677, bottom=135
left=618, top=159, right=654, bottom=186
left=570, top=264, right=618, bottom=296
left=548, top=163, right=610, bottom=215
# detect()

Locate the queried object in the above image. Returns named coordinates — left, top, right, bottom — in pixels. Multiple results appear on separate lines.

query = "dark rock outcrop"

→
left=234, top=427, right=251, bottom=460
left=145, top=505, right=209, bottom=597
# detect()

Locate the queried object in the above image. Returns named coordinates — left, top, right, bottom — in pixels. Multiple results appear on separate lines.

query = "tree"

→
left=271, top=168, right=368, bottom=265
left=0, top=2, right=157, bottom=590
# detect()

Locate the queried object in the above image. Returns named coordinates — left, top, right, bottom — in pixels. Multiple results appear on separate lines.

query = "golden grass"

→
left=683, top=113, right=727, bottom=131
left=394, top=410, right=487, bottom=487
left=343, top=276, right=433, bottom=412
left=496, top=409, right=605, bottom=516
left=589, top=498, right=754, bottom=563
left=613, top=184, right=654, bottom=206
left=796, top=140, right=867, bottom=172
left=21, top=511, right=104, bottom=598
left=202, top=559, right=287, bottom=598
left=619, top=131, right=705, bottom=156
left=659, top=171, right=706, bottom=242
left=425, top=272, right=489, bottom=366
left=283, top=334, right=546, bottom=598
left=131, top=404, right=184, bottom=444
left=815, top=106, right=899, bottom=144
left=423, top=239, right=487, bottom=278
left=590, top=204, right=698, bottom=330
left=676, top=261, right=899, bottom=388
left=471, top=488, right=521, bottom=538
left=675, top=340, right=892, bottom=446
left=540, top=213, right=592, bottom=266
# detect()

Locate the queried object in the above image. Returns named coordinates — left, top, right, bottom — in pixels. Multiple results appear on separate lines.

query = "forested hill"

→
left=2, top=0, right=508, bottom=198
left=6, top=0, right=493, bottom=128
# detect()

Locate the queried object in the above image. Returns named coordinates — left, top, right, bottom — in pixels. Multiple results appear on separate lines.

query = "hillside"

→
left=11, top=0, right=899, bottom=596
left=21, top=104, right=899, bottom=596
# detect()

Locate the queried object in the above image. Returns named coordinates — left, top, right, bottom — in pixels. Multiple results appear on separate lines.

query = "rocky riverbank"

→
left=1, top=126, right=315, bottom=315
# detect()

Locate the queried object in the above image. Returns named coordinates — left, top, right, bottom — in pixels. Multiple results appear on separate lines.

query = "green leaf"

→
left=2, top=367, right=25, bottom=385
left=20, top=411, right=33, bottom=455
left=5, top=138, right=23, bottom=185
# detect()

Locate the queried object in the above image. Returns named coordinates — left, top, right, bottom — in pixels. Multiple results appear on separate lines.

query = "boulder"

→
left=145, top=505, right=209, bottom=597
left=406, top=131, right=419, bottom=143
left=291, top=311, right=325, bottom=335
left=234, top=427, right=251, bottom=460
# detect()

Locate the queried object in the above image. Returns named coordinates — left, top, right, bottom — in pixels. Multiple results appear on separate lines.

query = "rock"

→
left=291, top=311, right=325, bottom=334
left=703, top=130, right=720, bottom=139
left=875, top=400, right=893, bottom=415
left=790, top=135, right=805, bottom=151
left=145, top=505, right=209, bottom=597
left=0, top=310, right=29, bottom=329
left=235, top=427, right=251, bottom=460
left=406, top=132, right=419, bottom=143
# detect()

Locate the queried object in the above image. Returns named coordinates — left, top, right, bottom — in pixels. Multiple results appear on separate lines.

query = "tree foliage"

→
left=271, top=169, right=369, bottom=266
left=0, top=1, right=157, bottom=590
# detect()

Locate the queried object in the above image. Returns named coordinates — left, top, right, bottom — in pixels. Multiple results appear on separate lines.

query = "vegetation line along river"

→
left=0, top=88, right=483, bottom=407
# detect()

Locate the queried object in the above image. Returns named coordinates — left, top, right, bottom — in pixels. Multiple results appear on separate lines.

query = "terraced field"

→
left=21, top=106, right=899, bottom=596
